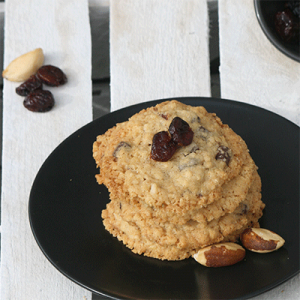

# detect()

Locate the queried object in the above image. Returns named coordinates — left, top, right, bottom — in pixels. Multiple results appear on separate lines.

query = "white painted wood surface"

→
left=1, top=0, right=298, bottom=299
left=110, top=0, right=211, bottom=111
left=219, top=0, right=300, bottom=127
left=0, top=0, right=93, bottom=299
left=219, top=1, right=300, bottom=299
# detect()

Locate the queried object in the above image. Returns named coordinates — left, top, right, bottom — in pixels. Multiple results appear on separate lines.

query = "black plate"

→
left=254, top=0, right=300, bottom=63
left=29, top=97, right=300, bottom=299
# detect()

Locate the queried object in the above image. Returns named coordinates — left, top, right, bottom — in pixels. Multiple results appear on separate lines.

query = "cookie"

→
left=105, top=150, right=257, bottom=225
left=93, top=100, right=249, bottom=210
left=102, top=171, right=264, bottom=260
left=93, top=100, right=265, bottom=260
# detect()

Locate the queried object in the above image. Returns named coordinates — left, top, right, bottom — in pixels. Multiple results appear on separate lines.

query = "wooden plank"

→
left=0, top=0, right=92, bottom=299
left=219, top=1, right=299, bottom=299
left=219, top=0, right=300, bottom=126
left=110, top=0, right=211, bottom=111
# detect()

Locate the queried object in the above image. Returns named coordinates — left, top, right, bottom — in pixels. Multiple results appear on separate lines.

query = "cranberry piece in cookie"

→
left=151, top=131, right=178, bottom=162
left=215, top=145, right=231, bottom=165
left=169, top=117, right=194, bottom=146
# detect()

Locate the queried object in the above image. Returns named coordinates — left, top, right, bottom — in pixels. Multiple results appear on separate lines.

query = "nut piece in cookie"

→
left=240, top=228, right=285, bottom=253
left=193, top=242, right=246, bottom=267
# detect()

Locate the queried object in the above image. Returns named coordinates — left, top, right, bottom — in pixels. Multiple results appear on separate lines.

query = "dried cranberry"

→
left=23, top=90, right=54, bottom=112
left=150, top=131, right=178, bottom=162
left=169, top=117, right=194, bottom=146
left=275, top=8, right=300, bottom=43
left=16, top=75, right=42, bottom=96
left=37, top=65, right=67, bottom=87
left=215, top=145, right=231, bottom=165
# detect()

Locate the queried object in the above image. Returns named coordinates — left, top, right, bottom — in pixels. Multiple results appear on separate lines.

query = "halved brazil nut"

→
left=2, top=48, right=44, bottom=82
left=193, top=242, right=246, bottom=267
left=240, top=228, right=285, bottom=253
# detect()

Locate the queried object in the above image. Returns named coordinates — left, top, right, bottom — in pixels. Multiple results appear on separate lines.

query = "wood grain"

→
left=0, top=0, right=92, bottom=299
left=219, top=0, right=300, bottom=126
left=110, top=0, right=211, bottom=111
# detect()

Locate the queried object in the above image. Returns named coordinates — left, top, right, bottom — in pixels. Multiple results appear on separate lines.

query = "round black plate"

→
left=254, top=0, right=300, bottom=63
left=29, top=97, right=299, bottom=299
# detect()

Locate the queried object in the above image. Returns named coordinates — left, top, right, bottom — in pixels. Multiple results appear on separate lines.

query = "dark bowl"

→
left=254, top=0, right=300, bottom=62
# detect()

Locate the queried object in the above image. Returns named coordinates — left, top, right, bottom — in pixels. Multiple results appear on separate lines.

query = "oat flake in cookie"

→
left=93, top=100, right=265, bottom=260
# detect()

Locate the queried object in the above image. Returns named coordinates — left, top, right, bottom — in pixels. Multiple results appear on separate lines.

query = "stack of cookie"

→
left=93, top=100, right=265, bottom=260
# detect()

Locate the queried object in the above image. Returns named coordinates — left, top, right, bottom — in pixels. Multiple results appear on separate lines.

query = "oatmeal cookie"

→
left=102, top=172, right=264, bottom=260
left=93, top=100, right=249, bottom=210
left=93, top=100, right=265, bottom=261
left=105, top=151, right=257, bottom=225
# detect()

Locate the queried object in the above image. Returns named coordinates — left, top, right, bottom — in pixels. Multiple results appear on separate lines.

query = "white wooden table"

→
left=0, top=0, right=299, bottom=299
left=0, top=0, right=93, bottom=299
